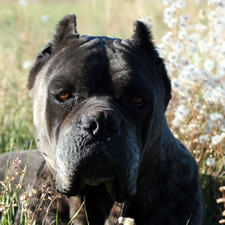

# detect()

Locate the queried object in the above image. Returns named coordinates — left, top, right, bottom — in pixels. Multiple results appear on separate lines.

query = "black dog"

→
left=0, top=14, right=202, bottom=225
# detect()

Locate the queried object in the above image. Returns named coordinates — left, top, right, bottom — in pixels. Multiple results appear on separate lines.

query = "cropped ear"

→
left=132, top=20, right=156, bottom=53
left=132, top=20, right=171, bottom=109
left=27, top=14, right=79, bottom=91
left=52, top=14, right=79, bottom=48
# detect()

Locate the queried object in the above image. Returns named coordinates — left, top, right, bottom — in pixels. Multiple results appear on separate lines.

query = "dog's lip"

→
left=56, top=176, right=127, bottom=202
left=80, top=178, right=126, bottom=202
left=85, top=137, right=113, bottom=148
left=81, top=176, right=115, bottom=187
left=56, top=175, right=80, bottom=197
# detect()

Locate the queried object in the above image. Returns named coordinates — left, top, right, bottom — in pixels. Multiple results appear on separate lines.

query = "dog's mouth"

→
left=55, top=134, right=140, bottom=202
left=55, top=151, right=138, bottom=203
left=81, top=178, right=126, bottom=202
left=55, top=150, right=139, bottom=202
left=56, top=174, right=128, bottom=203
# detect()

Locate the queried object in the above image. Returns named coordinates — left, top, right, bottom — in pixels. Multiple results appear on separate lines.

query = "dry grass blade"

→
left=217, top=186, right=225, bottom=224
left=67, top=200, right=85, bottom=225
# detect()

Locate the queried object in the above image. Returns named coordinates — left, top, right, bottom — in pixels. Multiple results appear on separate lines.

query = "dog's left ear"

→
left=132, top=20, right=171, bottom=109
left=27, top=14, right=79, bottom=92
left=131, top=20, right=155, bottom=53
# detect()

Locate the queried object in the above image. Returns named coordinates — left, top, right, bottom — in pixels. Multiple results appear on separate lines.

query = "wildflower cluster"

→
left=0, top=157, right=31, bottom=224
left=157, top=0, right=225, bottom=177
left=157, top=1, right=225, bottom=221
left=0, top=157, right=59, bottom=225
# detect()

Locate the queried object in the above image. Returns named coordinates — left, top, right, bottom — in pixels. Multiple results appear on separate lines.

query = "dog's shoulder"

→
left=159, top=121, right=203, bottom=223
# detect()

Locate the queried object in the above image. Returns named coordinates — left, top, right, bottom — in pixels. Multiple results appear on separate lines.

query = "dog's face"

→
left=28, top=15, right=171, bottom=202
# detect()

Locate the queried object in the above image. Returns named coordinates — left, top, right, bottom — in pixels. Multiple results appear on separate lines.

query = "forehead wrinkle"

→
left=106, top=43, right=155, bottom=97
left=46, top=39, right=108, bottom=83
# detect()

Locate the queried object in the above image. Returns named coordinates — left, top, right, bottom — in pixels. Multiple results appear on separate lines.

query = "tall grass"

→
left=0, top=0, right=224, bottom=224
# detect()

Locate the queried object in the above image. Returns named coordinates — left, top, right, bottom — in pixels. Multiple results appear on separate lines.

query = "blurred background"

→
left=0, top=0, right=224, bottom=224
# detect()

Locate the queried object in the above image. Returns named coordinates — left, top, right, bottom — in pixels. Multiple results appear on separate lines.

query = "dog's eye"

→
left=56, top=91, right=72, bottom=102
left=131, top=96, right=144, bottom=107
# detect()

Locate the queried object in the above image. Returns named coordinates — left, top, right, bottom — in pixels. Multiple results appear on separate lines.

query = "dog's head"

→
left=27, top=15, right=171, bottom=202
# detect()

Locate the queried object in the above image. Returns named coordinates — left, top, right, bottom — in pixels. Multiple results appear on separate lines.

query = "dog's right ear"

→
left=27, top=14, right=79, bottom=91
left=52, top=14, right=79, bottom=48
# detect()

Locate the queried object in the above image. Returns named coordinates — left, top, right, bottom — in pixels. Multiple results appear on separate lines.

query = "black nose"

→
left=82, top=111, right=121, bottom=137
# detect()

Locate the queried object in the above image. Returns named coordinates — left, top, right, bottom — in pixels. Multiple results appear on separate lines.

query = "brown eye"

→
left=56, top=91, right=72, bottom=102
left=131, top=96, right=144, bottom=107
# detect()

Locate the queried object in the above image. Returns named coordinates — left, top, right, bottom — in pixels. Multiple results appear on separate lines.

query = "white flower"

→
left=188, top=33, right=201, bottom=43
left=208, top=0, right=225, bottom=6
left=186, top=43, right=198, bottom=54
left=170, top=2, right=179, bottom=12
left=138, top=16, right=154, bottom=29
left=178, top=70, right=193, bottom=82
left=203, top=59, right=215, bottom=72
left=171, top=78, right=181, bottom=89
left=217, top=60, right=225, bottom=76
left=172, top=105, right=190, bottom=128
left=175, top=42, right=184, bottom=52
left=179, top=125, right=188, bottom=133
left=176, top=0, right=186, bottom=9
left=157, top=44, right=168, bottom=58
left=180, top=15, right=189, bottom=27
left=162, top=32, right=173, bottom=45
left=220, top=121, right=225, bottom=132
left=168, top=18, right=178, bottom=28
left=172, top=118, right=180, bottom=127
left=178, top=65, right=203, bottom=83
left=194, top=24, right=207, bottom=32
left=23, top=61, right=32, bottom=70
left=19, top=0, right=28, bottom=7
left=178, top=29, right=188, bottom=40
left=168, top=52, right=178, bottom=63
left=205, top=87, right=225, bottom=105
left=198, top=40, right=208, bottom=54
left=179, top=57, right=189, bottom=66
left=206, top=120, right=217, bottom=133
left=165, top=63, right=174, bottom=75
left=41, top=15, right=49, bottom=23
left=211, top=133, right=225, bottom=145
left=162, top=0, right=173, bottom=5
left=207, top=10, right=217, bottom=21
left=209, top=112, right=223, bottom=121
left=199, top=135, right=209, bottom=144
left=206, top=157, right=216, bottom=167
left=219, top=43, right=225, bottom=59
left=164, top=7, right=174, bottom=22
left=174, top=105, right=190, bottom=118
left=194, top=103, right=202, bottom=110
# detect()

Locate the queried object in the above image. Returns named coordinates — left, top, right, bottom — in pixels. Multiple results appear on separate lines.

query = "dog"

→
left=0, top=14, right=203, bottom=225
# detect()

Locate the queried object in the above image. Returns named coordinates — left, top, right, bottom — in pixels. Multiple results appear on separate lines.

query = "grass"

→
left=0, top=0, right=224, bottom=224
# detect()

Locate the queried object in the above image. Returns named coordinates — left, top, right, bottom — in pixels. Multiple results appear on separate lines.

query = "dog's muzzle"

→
left=55, top=105, right=140, bottom=202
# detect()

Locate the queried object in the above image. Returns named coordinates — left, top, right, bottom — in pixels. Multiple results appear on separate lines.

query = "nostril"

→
left=89, top=120, right=98, bottom=135
left=83, top=113, right=121, bottom=137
